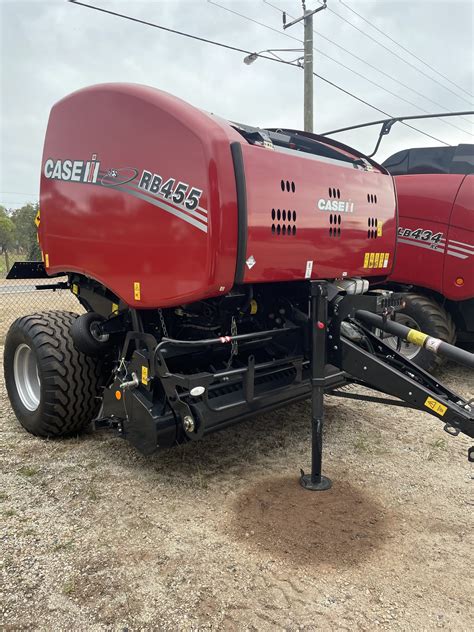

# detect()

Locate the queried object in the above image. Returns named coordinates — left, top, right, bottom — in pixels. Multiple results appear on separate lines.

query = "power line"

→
left=214, top=0, right=472, bottom=137
left=263, top=0, right=473, bottom=127
left=337, top=0, right=473, bottom=99
left=318, top=0, right=474, bottom=107
left=67, top=1, right=450, bottom=146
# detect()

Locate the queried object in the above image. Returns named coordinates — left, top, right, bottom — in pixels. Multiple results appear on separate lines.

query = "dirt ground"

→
left=1, top=343, right=473, bottom=631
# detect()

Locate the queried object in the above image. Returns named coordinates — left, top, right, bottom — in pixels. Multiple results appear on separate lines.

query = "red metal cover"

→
left=39, top=83, right=397, bottom=308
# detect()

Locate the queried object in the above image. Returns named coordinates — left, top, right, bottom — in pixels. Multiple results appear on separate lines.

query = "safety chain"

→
left=158, top=308, right=169, bottom=338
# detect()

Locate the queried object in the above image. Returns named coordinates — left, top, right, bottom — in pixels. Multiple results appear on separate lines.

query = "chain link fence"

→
left=0, top=254, right=83, bottom=343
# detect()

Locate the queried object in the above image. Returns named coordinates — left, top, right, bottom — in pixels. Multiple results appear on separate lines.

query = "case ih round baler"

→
left=4, top=84, right=474, bottom=489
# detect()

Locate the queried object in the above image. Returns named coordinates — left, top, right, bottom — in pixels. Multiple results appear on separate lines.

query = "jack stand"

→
left=300, top=282, right=332, bottom=491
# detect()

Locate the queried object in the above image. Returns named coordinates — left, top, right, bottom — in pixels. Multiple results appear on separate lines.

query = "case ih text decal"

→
left=43, top=155, right=207, bottom=233
left=317, top=197, right=354, bottom=213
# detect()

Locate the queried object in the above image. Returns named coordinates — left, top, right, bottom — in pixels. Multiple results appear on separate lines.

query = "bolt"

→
left=183, top=416, right=195, bottom=432
left=408, top=391, right=412, bottom=396
left=363, top=366, right=367, bottom=370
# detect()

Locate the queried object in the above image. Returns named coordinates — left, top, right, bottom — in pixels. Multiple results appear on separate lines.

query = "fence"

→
left=0, top=255, right=83, bottom=342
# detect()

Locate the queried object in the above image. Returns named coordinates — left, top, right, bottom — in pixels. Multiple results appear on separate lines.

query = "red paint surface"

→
left=40, top=83, right=397, bottom=308
left=390, top=174, right=473, bottom=301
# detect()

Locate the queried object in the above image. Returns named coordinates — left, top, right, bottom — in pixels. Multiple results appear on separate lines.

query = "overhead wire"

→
left=67, top=0, right=450, bottom=146
left=316, top=0, right=474, bottom=107
left=337, top=0, right=473, bottom=99
left=210, top=0, right=471, bottom=137
left=263, top=0, right=473, bottom=127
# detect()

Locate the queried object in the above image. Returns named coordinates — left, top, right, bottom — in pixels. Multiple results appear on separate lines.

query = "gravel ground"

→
left=1, top=343, right=473, bottom=631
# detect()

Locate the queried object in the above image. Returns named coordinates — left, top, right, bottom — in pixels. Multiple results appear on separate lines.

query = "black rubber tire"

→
left=4, top=311, right=102, bottom=437
left=71, top=311, right=110, bottom=356
left=396, top=293, right=456, bottom=372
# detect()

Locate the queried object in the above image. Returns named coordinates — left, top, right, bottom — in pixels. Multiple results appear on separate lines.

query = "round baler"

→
left=4, top=84, right=474, bottom=488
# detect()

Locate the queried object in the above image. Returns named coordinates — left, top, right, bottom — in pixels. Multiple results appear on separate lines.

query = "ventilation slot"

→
left=280, top=179, right=296, bottom=193
left=271, top=208, right=297, bottom=236
left=367, top=193, right=378, bottom=204
left=329, top=213, right=342, bottom=237
left=328, top=187, right=341, bottom=199
left=367, top=217, right=378, bottom=238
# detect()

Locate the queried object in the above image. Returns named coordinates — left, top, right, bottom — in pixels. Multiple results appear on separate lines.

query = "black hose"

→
left=355, top=310, right=474, bottom=369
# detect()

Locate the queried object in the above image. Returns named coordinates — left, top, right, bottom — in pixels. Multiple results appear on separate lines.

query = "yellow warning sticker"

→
left=141, top=365, right=148, bottom=386
left=424, top=396, right=447, bottom=417
left=363, top=252, right=370, bottom=268
left=44, top=253, right=49, bottom=268
left=368, top=252, right=375, bottom=268
left=377, top=221, right=383, bottom=237
left=374, top=253, right=380, bottom=268
left=407, top=329, right=428, bottom=346
left=133, top=282, right=141, bottom=301
left=72, top=283, right=79, bottom=295
left=112, top=302, right=119, bottom=314
left=250, top=299, right=258, bottom=315
left=34, top=210, right=40, bottom=227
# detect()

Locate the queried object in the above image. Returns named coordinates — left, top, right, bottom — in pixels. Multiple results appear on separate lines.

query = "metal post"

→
left=303, top=10, right=313, bottom=133
left=300, top=282, right=332, bottom=490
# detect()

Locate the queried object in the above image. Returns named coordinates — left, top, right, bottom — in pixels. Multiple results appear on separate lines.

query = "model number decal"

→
left=398, top=227, right=443, bottom=245
left=138, top=171, right=202, bottom=210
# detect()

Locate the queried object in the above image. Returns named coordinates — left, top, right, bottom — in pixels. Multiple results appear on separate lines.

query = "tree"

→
left=11, top=202, right=41, bottom=261
left=0, top=206, right=16, bottom=273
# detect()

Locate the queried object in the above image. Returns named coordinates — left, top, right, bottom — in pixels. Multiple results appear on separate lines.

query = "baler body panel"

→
left=241, top=143, right=397, bottom=282
left=40, top=84, right=240, bottom=308
left=40, top=83, right=396, bottom=308
left=390, top=173, right=473, bottom=300
left=444, top=174, right=474, bottom=301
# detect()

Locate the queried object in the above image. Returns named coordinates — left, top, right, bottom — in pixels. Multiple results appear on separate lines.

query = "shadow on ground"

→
left=228, top=475, right=389, bottom=569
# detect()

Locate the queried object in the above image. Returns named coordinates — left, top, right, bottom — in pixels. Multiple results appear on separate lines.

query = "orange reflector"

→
left=455, top=277, right=464, bottom=287
left=115, top=390, right=122, bottom=400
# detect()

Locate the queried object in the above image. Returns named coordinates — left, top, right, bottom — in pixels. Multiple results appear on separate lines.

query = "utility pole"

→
left=283, top=1, right=327, bottom=133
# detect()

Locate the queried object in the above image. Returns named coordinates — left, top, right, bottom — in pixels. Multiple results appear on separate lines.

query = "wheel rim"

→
left=13, top=343, right=41, bottom=411
left=380, top=314, right=422, bottom=360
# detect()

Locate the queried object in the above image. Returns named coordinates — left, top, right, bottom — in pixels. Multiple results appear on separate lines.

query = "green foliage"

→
left=11, top=202, right=41, bottom=260
left=0, top=215, right=15, bottom=251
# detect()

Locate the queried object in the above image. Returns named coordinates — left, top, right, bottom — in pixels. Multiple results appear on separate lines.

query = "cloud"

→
left=1, top=0, right=472, bottom=207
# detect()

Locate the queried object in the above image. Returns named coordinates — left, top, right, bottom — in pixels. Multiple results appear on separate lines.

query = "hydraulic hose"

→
left=355, top=310, right=474, bottom=369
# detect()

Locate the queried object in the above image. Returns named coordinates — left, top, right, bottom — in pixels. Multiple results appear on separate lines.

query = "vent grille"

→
left=281, top=179, right=296, bottom=193
left=329, top=213, right=342, bottom=237
left=368, top=217, right=378, bottom=238
left=271, top=208, right=297, bottom=236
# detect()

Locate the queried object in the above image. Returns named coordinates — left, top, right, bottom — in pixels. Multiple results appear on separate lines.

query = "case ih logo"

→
left=43, top=154, right=100, bottom=183
left=317, top=198, right=354, bottom=213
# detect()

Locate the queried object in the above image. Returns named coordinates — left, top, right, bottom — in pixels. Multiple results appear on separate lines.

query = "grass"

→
left=62, top=579, right=76, bottom=596
left=427, top=437, right=447, bottom=461
left=18, top=465, right=40, bottom=477
left=53, top=540, right=75, bottom=552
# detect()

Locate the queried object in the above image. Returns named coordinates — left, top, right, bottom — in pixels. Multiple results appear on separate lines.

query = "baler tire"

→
left=395, top=294, right=456, bottom=372
left=4, top=311, right=102, bottom=438
left=71, top=311, right=111, bottom=356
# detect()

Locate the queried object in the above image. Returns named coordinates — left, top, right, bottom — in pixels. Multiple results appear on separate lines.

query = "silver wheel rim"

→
left=380, top=314, right=422, bottom=360
left=13, top=343, right=41, bottom=411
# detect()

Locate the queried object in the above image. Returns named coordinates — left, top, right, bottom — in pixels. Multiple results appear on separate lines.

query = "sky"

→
left=0, top=0, right=473, bottom=209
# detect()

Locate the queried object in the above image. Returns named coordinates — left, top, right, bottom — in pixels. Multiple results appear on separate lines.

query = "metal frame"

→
left=321, top=111, right=474, bottom=157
